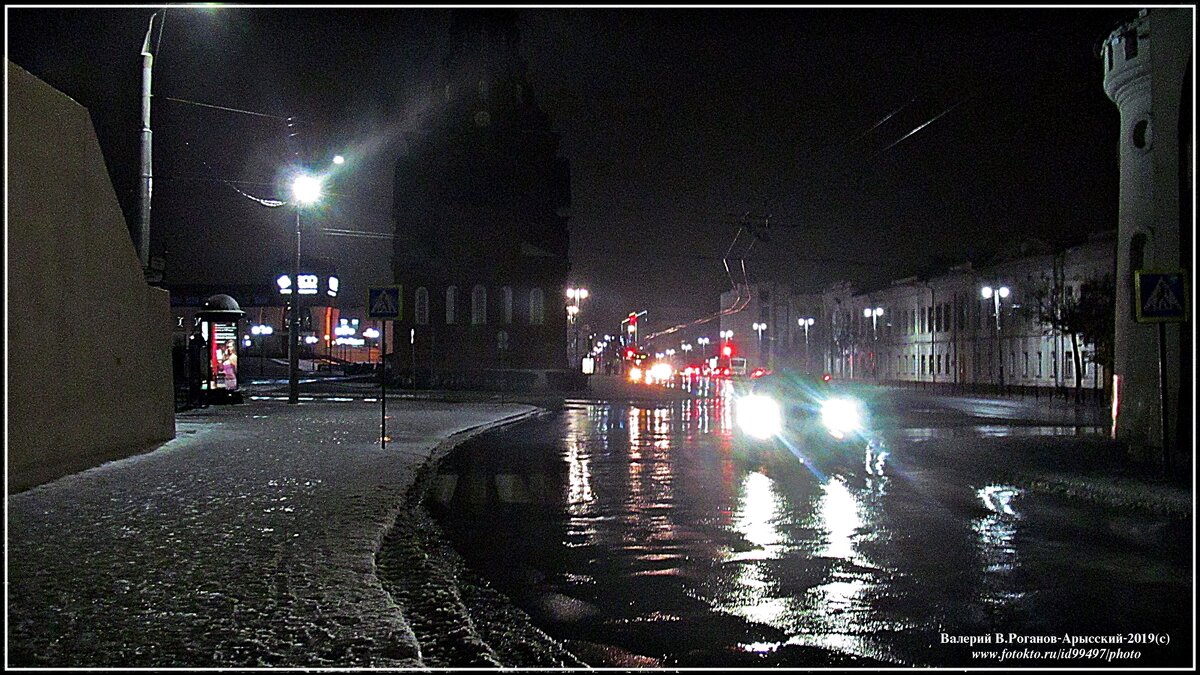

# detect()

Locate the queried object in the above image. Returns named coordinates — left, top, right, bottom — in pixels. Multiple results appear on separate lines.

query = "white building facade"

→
left=721, top=233, right=1115, bottom=396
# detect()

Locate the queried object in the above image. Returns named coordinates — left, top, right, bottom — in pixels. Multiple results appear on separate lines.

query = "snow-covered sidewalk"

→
left=6, top=399, right=550, bottom=668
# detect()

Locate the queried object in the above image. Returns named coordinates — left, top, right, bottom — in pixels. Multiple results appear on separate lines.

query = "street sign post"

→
left=367, top=286, right=402, bottom=449
left=1134, top=270, right=1189, bottom=323
left=1133, top=270, right=1189, bottom=472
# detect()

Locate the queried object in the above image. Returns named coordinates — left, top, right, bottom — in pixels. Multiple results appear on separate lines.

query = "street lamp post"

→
left=864, top=307, right=883, bottom=380
left=288, top=173, right=322, bottom=404
left=798, top=317, right=815, bottom=373
left=251, top=324, right=274, bottom=376
left=566, top=288, right=589, bottom=367
left=752, top=322, right=766, bottom=366
left=982, top=285, right=1010, bottom=392
left=697, top=337, right=710, bottom=362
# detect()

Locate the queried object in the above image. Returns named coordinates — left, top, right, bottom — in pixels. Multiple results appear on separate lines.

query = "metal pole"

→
left=381, top=322, right=388, bottom=449
left=1158, top=322, right=1169, bottom=474
left=804, top=329, right=809, bottom=373
left=996, top=295, right=1005, bottom=394
left=138, top=12, right=158, bottom=272
left=929, top=285, right=936, bottom=387
left=288, top=210, right=301, bottom=404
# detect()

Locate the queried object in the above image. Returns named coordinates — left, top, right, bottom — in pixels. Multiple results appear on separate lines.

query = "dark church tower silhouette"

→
left=393, top=10, right=572, bottom=386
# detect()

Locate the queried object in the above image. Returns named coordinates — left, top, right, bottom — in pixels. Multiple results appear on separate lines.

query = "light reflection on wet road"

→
left=428, top=386, right=1191, bottom=667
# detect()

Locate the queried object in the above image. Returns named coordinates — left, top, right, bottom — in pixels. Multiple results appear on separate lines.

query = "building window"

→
left=446, top=286, right=457, bottom=324
left=502, top=286, right=513, bottom=324
left=1051, top=350, right=1057, bottom=379
left=1037, top=351, right=1043, bottom=378
left=1065, top=352, right=1074, bottom=380
left=471, top=285, right=487, bottom=325
left=1024, top=352, right=1030, bottom=378
left=529, top=288, right=544, bottom=325
left=415, top=287, right=429, bottom=325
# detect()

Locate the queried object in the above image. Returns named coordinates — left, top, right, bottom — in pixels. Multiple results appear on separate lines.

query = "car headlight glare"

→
left=821, top=398, right=862, bottom=437
left=736, top=395, right=783, bottom=440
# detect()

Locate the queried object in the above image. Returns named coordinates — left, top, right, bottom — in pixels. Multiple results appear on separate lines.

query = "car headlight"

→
left=736, top=395, right=783, bottom=440
left=820, top=398, right=862, bottom=439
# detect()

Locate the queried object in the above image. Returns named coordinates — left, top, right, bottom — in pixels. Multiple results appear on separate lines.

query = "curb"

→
left=373, top=406, right=587, bottom=668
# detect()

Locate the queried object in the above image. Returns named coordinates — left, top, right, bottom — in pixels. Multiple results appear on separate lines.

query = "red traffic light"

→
left=625, top=348, right=636, bottom=359
left=722, top=345, right=733, bottom=357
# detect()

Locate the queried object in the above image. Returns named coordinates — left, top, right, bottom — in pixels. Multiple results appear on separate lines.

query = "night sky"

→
left=6, top=5, right=1137, bottom=336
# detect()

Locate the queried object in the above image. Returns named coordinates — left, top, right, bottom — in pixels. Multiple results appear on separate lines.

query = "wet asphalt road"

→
left=426, top=381, right=1192, bottom=668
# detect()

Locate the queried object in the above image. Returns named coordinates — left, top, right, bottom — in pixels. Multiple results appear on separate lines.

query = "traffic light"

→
left=625, top=348, right=636, bottom=360
left=722, top=344, right=733, bottom=358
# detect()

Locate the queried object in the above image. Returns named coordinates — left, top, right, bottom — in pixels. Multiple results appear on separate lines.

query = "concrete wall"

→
left=8, top=60, right=174, bottom=493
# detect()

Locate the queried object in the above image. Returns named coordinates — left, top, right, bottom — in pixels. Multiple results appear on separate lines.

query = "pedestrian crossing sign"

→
left=367, top=286, right=402, bottom=319
left=1134, top=270, right=1188, bottom=323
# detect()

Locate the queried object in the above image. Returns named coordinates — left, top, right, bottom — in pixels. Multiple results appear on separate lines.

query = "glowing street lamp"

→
left=752, top=322, right=767, bottom=364
left=250, top=323, right=273, bottom=375
left=288, top=171, right=322, bottom=404
left=982, top=285, right=1011, bottom=390
left=798, top=317, right=815, bottom=373
left=864, top=307, right=884, bottom=380
left=566, top=287, right=589, bottom=367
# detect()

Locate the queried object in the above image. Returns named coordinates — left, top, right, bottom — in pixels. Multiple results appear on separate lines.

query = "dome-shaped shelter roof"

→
left=197, top=294, right=245, bottom=319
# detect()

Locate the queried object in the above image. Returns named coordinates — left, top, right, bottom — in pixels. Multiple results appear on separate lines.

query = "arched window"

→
left=471, top=285, right=487, bottom=325
left=446, top=286, right=457, bottom=324
left=415, top=287, right=429, bottom=325
left=529, top=288, right=545, bottom=325
left=502, top=286, right=513, bottom=324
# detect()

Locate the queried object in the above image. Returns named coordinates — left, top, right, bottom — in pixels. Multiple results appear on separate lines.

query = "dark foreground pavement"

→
left=7, top=398, right=583, bottom=669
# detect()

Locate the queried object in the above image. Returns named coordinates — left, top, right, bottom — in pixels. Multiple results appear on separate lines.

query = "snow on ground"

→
left=7, top=399, right=571, bottom=668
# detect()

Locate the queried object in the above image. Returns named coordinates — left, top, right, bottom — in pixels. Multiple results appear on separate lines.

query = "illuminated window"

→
left=502, top=286, right=513, bottom=324
left=415, top=287, right=429, bottom=325
left=529, top=288, right=545, bottom=325
left=446, top=286, right=457, bottom=324
left=471, top=285, right=487, bottom=325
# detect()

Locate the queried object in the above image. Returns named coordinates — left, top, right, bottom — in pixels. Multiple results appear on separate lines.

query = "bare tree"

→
left=1028, top=270, right=1115, bottom=402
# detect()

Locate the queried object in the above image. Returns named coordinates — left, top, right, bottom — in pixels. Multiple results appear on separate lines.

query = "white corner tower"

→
left=1102, top=8, right=1193, bottom=469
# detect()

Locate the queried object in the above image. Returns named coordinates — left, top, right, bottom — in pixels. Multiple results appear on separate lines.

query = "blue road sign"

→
left=367, top=286, right=402, bottom=319
left=1134, top=270, right=1188, bottom=323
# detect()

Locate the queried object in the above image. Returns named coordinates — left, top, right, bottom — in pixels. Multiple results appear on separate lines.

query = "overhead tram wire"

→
left=162, top=96, right=291, bottom=121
